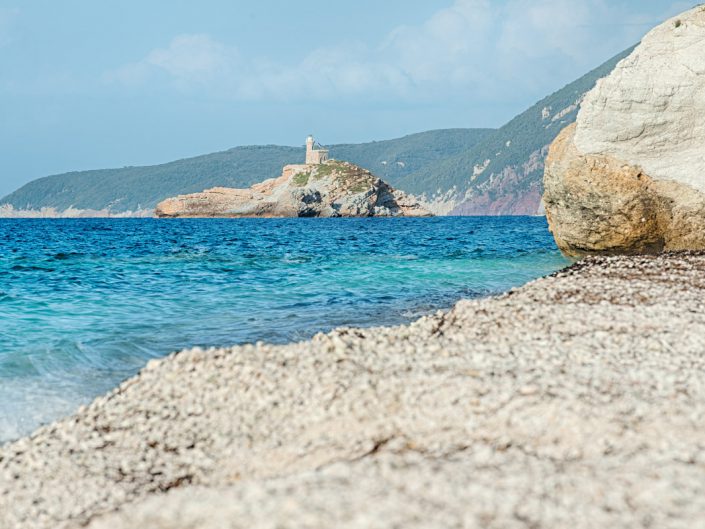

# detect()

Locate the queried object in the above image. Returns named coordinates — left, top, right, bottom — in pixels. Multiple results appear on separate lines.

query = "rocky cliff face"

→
left=156, top=161, right=432, bottom=218
left=434, top=47, right=636, bottom=216
left=544, top=6, right=705, bottom=256
left=449, top=147, right=547, bottom=216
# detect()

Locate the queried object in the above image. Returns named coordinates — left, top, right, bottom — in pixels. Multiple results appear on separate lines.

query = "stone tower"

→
left=305, top=135, right=329, bottom=165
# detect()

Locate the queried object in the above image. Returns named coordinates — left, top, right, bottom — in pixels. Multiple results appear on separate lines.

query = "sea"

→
left=0, top=217, right=570, bottom=443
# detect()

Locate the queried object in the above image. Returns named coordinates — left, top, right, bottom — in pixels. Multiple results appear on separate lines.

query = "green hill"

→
left=329, top=129, right=494, bottom=192
left=1, top=130, right=492, bottom=213
left=1, top=47, right=635, bottom=215
left=444, top=46, right=636, bottom=215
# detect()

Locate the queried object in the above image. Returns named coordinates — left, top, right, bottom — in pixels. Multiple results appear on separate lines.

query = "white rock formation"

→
left=544, top=6, right=705, bottom=256
left=574, top=6, right=705, bottom=193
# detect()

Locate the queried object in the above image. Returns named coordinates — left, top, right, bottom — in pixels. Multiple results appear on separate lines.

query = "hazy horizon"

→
left=0, top=0, right=692, bottom=196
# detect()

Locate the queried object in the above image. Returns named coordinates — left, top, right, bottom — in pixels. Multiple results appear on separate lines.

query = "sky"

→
left=0, top=0, right=692, bottom=196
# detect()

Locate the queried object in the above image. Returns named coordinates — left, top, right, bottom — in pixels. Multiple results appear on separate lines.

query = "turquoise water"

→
left=0, top=217, right=569, bottom=442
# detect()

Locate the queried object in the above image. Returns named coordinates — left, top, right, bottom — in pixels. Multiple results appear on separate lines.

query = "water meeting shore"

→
left=2, top=252, right=705, bottom=529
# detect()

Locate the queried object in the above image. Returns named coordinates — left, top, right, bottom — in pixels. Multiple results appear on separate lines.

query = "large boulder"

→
left=543, top=6, right=705, bottom=256
left=156, top=160, right=432, bottom=218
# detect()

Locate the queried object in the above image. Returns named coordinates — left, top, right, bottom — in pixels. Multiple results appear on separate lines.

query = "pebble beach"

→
left=2, top=253, right=705, bottom=529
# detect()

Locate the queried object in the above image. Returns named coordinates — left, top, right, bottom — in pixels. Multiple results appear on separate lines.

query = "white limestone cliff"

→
left=544, top=6, right=705, bottom=256
left=574, top=6, right=705, bottom=193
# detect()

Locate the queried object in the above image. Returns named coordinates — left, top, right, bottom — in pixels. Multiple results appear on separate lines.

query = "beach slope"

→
left=2, top=254, right=705, bottom=528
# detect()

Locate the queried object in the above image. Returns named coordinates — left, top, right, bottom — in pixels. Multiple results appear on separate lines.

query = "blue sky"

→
left=0, top=0, right=692, bottom=196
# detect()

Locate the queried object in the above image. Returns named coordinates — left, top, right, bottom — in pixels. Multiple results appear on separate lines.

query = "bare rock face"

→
left=544, top=6, right=705, bottom=257
left=155, top=161, right=432, bottom=218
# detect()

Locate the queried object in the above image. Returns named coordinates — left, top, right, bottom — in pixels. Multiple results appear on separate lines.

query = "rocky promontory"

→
left=155, top=160, right=432, bottom=218
left=544, top=5, right=705, bottom=256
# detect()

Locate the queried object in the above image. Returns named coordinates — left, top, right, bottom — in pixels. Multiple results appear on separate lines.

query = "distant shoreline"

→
left=0, top=205, right=154, bottom=218
left=0, top=209, right=547, bottom=219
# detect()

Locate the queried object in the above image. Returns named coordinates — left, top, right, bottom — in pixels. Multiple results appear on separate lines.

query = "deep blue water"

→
left=0, top=217, right=570, bottom=442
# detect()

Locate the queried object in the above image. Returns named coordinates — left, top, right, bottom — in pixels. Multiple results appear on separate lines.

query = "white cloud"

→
left=146, top=34, right=235, bottom=79
left=383, top=0, right=495, bottom=84
left=0, top=7, right=20, bottom=47
left=105, top=35, right=409, bottom=100
left=104, top=34, right=239, bottom=87
left=104, top=0, right=689, bottom=103
left=496, top=0, right=680, bottom=64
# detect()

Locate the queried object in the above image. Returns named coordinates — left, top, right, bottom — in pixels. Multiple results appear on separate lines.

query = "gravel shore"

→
left=2, top=253, right=705, bottom=529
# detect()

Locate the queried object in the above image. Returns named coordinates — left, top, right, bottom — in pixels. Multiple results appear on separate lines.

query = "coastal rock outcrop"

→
left=543, top=6, right=705, bottom=256
left=155, top=161, right=432, bottom=218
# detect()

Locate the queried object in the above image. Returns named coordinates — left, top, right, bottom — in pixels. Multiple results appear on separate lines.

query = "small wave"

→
left=282, top=256, right=314, bottom=264
left=10, top=264, right=55, bottom=272
left=51, top=252, right=83, bottom=261
left=0, top=378, right=88, bottom=444
left=0, top=216, right=566, bottom=441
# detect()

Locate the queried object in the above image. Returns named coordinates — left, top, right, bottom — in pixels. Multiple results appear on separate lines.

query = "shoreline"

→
left=2, top=253, right=705, bottom=528
left=0, top=216, right=561, bottom=446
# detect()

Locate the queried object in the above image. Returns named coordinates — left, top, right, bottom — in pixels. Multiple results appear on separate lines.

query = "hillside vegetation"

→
left=446, top=46, right=636, bottom=215
left=329, top=129, right=492, bottom=192
left=2, top=130, right=491, bottom=213
left=2, top=146, right=300, bottom=213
